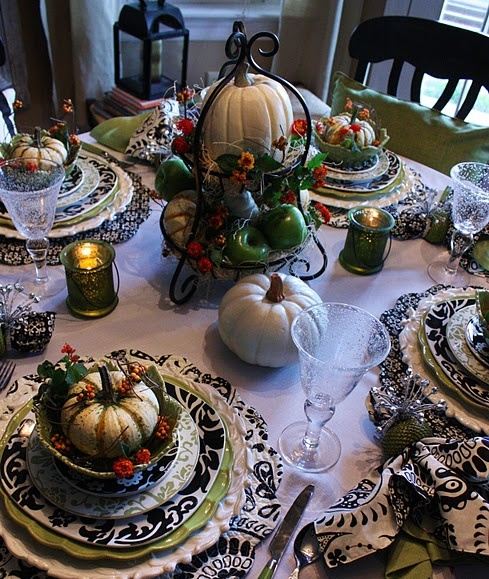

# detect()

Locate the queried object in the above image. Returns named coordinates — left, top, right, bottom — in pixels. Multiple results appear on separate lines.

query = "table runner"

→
left=0, top=351, right=282, bottom=578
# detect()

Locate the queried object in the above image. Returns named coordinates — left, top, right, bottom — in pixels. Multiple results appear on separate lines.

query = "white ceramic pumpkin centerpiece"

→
left=218, top=272, right=322, bottom=367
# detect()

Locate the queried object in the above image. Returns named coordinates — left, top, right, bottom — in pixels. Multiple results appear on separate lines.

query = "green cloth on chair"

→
left=330, top=71, right=489, bottom=175
left=90, top=112, right=151, bottom=153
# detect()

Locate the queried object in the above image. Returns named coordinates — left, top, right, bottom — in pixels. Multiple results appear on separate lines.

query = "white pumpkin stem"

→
left=265, top=273, right=285, bottom=303
left=234, top=62, right=254, bottom=88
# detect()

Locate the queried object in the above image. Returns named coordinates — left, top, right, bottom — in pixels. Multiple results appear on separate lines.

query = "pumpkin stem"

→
left=34, top=127, right=42, bottom=148
left=99, top=365, right=116, bottom=403
left=234, top=62, right=254, bottom=88
left=265, top=273, right=285, bottom=303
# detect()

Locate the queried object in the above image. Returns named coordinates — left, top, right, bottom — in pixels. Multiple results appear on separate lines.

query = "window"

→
left=420, top=0, right=489, bottom=125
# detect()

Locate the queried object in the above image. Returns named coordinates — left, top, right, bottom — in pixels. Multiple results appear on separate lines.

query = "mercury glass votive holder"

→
left=339, top=206, right=395, bottom=275
left=60, top=240, right=118, bottom=318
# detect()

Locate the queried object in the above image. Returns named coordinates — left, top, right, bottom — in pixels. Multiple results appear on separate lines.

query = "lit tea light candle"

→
left=73, top=242, right=105, bottom=270
left=339, top=206, right=395, bottom=275
left=60, top=239, right=119, bottom=318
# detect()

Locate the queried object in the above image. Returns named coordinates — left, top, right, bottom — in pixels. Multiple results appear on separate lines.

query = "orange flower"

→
left=238, top=151, right=255, bottom=171
left=69, top=133, right=80, bottom=146
left=344, top=98, right=353, bottom=111
left=358, top=108, right=370, bottom=120
left=272, top=135, right=288, bottom=151
left=312, top=165, right=328, bottom=188
left=291, top=119, right=307, bottom=137
left=13, top=99, right=23, bottom=111
left=313, top=201, right=331, bottom=224
left=63, top=98, right=74, bottom=114
left=176, top=86, right=195, bottom=103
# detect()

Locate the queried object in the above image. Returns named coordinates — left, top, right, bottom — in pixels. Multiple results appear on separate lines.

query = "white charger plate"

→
left=56, top=159, right=100, bottom=209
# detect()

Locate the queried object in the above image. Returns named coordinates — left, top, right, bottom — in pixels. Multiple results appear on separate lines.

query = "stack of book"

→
left=90, top=87, right=163, bottom=121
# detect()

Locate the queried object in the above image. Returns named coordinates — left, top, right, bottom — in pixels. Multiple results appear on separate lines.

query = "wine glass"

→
left=427, top=162, right=489, bottom=286
left=0, top=158, right=65, bottom=296
left=278, top=302, right=390, bottom=473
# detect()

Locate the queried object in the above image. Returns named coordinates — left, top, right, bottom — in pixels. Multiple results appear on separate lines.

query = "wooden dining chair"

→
left=349, top=16, right=489, bottom=120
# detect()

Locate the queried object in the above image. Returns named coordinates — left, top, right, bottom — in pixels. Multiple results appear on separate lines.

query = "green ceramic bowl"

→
left=33, top=366, right=181, bottom=480
left=313, top=129, right=390, bottom=168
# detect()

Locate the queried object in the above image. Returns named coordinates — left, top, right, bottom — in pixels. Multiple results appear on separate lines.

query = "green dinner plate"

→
left=0, top=373, right=233, bottom=561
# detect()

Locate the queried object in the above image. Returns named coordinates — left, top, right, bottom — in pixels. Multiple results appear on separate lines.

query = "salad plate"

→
left=400, top=287, right=489, bottom=433
left=446, top=305, right=489, bottom=384
left=27, top=407, right=200, bottom=518
left=465, top=315, right=489, bottom=367
left=56, top=159, right=100, bottom=208
left=423, top=298, right=489, bottom=408
left=322, top=148, right=389, bottom=184
left=59, top=163, right=85, bottom=199
left=313, top=150, right=401, bottom=194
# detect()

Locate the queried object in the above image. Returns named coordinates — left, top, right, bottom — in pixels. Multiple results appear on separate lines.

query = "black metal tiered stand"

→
left=160, top=21, right=328, bottom=304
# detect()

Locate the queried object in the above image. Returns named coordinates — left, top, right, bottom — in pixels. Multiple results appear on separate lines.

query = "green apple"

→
left=260, top=204, right=308, bottom=250
left=223, top=226, right=270, bottom=265
left=155, top=156, right=195, bottom=201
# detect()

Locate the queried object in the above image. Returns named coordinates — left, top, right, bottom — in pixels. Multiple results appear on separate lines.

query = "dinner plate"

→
left=446, top=305, right=489, bottom=384
left=0, top=352, right=256, bottom=577
left=56, top=159, right=100, bottom=208
left=323, top=149, right=389, bottom=184
left=313, top=150, right=401, bottom=194
left=26, top=409, right=199, bottom=518
left=0, top=152, right=133, bottom=239
left=1, top=378, right=226, bottom=545
left=310, top=165, right=417, bottom=210
left=399, top=287, right=489, bottom=434
left=465, top=315, right=489, bottom=366
left=59, top=163, right=84, bottom=199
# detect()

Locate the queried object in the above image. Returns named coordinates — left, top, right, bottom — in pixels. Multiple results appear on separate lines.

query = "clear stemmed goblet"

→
left=0, top=158, right=65, bottom=296
left=278, top=302, right=391, bottom=473
left=427, top=162, right=489, bottom=286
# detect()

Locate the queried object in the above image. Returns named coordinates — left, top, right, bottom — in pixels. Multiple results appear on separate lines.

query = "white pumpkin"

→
left=218, top=272, right=322, bottom=367
left=10, top=130, right=68, bottom=168
left=202, top=63, right=293, bottom=160
left=61, top=369, right=159, bottom=459
left=322, top=113, right=376, bottom=148
left=163, top=193, right=196, bottom=248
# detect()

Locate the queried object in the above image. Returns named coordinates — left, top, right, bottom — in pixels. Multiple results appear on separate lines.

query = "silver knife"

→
left=257, top=484, right=315, bottom=579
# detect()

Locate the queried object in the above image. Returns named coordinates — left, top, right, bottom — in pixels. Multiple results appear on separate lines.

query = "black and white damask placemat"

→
left=0, top=171, right=151, bottom=267
left=0, top=351, right=282, bottom=578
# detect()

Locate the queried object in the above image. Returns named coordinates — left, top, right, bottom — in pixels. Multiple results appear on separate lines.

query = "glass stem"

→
left=446, top=230, right=472, bottom=275
left=302, top=397, right=335, bottom=450
left=26, top=237, right=49, bottom=286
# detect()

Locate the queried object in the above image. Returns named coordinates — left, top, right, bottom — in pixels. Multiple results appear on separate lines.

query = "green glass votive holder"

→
left=60, top=240, right=119, bottom=318
left=339, top=206, right=395, bottom=275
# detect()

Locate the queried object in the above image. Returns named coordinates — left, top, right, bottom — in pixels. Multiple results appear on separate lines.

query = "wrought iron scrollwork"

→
left=164, top=20, right=328, bottom=304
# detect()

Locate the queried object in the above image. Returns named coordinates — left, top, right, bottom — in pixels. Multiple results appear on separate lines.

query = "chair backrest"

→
left=349, top=16, right=489, bottom=120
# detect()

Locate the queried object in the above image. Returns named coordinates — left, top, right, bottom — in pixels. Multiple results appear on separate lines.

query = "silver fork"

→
left=0, top=359, right=15, bottom=393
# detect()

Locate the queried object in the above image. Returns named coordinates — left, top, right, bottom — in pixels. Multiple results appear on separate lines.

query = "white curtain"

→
left=273, top=0, right=345, bottom=101
left=41, top=0, right=122, bottom=129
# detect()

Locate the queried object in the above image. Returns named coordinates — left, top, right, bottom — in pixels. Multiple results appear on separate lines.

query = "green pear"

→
left=155, top=156, right=195, bottom=202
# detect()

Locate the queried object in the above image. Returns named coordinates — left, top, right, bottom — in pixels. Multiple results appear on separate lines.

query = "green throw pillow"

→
left=90, top=112, right=151, bottom=153
left=330, top=71, right=489, bottom=175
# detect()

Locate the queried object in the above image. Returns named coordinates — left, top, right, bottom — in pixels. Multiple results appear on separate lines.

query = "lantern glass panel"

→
left=119, top=31, right=145, bottom=94
left=158, top=36, right=185, bottom=91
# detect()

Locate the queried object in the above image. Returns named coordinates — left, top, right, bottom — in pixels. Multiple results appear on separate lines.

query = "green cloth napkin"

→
left=90, top=112, right=151, bottom=153
left=385, top=519, right=487, bottom=579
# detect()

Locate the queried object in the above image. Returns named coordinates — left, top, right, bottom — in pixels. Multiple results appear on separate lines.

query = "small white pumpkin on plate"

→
left=218, top=272, right=322, bottom=367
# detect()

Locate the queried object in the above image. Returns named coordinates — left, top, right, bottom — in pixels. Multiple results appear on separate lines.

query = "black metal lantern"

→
left=114, top=0, right=189, bottom=100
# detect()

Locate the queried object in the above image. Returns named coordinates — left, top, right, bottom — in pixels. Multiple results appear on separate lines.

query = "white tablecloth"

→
left=1, top=146, right=487, bottom=578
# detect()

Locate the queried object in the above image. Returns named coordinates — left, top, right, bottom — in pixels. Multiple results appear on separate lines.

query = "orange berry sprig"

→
left=155, top=416, right=171, bottom=440
left=51, top=433, right=72, bottom=454
left=76, top=383, right=96, bottom=402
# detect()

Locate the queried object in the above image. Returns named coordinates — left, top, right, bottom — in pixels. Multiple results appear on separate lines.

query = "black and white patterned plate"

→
left=465, top=314, right=489, bottom=367
left=59, top=164, right=84, bottom=199
left=0, top=376, right=226, bottom=548
left=423, top=298, right=489, bottom=407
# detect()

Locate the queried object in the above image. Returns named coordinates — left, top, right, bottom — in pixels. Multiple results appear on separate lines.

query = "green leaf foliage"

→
left=216, top=154, right=240, bottom=174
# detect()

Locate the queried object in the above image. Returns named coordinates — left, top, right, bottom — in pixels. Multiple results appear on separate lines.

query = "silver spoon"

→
left=289, top=523, right=325, bottom=578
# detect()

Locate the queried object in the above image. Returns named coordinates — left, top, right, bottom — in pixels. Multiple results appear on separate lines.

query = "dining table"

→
left=1, top=138, right=488, bottom=579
